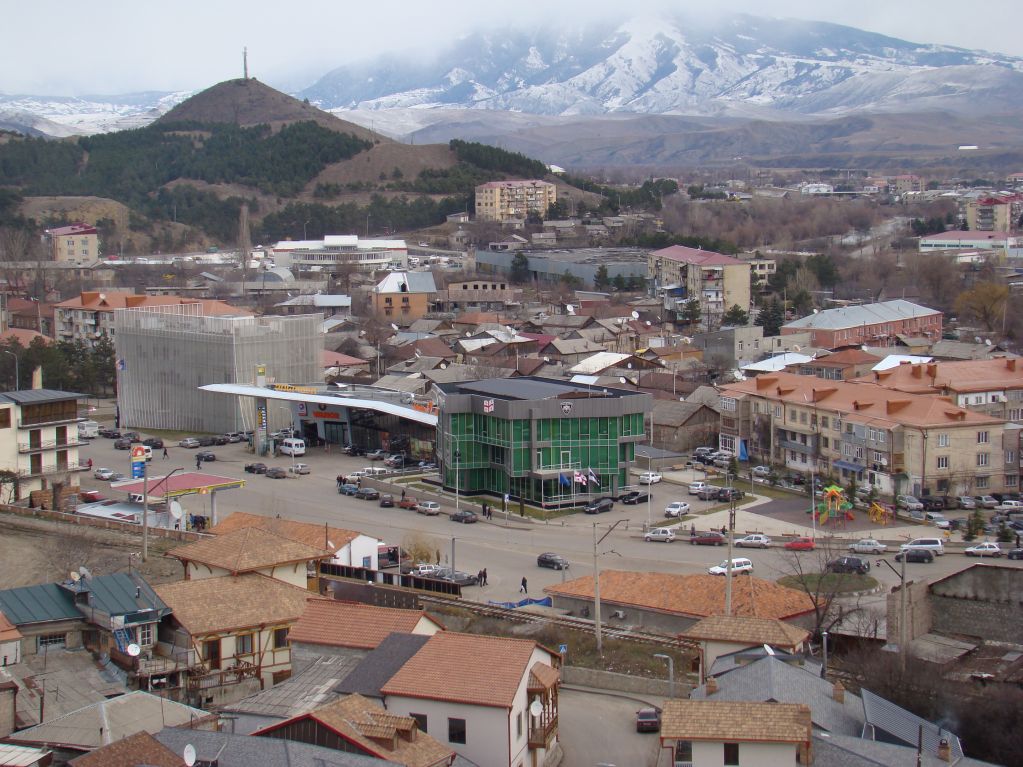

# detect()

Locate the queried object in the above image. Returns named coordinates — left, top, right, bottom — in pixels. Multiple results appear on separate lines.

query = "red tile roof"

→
left=0, top=610, right=22, bottom=643
left=290, top=597, right=443, bottom=649
left=208, top=511, right=363, bottom=550
left=68, top=731, right=181, bottom=767
left=55, top=291, right=247, bottom=315
left=166, top=527, right=330, bottom=573
left=652, top=245, right=743, bottom=266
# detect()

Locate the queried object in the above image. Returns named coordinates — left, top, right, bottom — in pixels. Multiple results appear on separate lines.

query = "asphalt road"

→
left=558, top=689, right=664, bottom=767
left=80, top=436, right=1023, bottom=605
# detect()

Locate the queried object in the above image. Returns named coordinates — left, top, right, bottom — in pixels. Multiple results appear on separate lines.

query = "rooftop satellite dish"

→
left=627, top=363, right=633, bottom=369
left=813, top=309, right=819, bottom=314
left=79, top=566, right=92, bottom=580
left=985, top=339, right=992, bottom=346
left=327, top=540, right=335, bottom=549
left=619, top=377, right=627, bottom=384
left=70, top=571, right=81, bottom=582
left=390, top=323, right=399, bottom=331
left=126, top=643, right=141, bottom=657
left=682, top=337, right=693, bottom=344
left=566, top=304, right=575, bottom=315
left=543, top=357, right=550, bottom=363
left=975, top=336, right=983, bottom=344
left=183, top=744, right=197, bottom=767
left=645, top=320, right=652, bottom=327
left=465, top=331, right=471, bottom=337
left=861, top=345, right=868, bottom=351
left=440, top=363, right=447, bottom=369
left=169, top=501, right=183, bottom=520
left=792, top=345, right=801, bottom=352
left=764, top=644, right=776, bottom=656
left=631, top=310, right=640, bottom=319
left=529, top=697, right=543, bottom=718
left=414, top=350, right=422, bottom=358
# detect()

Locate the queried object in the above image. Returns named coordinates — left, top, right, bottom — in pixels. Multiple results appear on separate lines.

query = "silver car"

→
left=848, top=538, right=887, bottom=555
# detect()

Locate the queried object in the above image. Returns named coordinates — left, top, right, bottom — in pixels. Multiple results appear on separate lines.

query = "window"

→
left=273, top=627, right=289, bottom=649
left=1006, top=475, right=1019, bottom=488
left=789, top=409, right=796, bottom=422
left=0, top=409, right=10, bottom=428
left=720, top=397, right=737, bottom=412
left=384, top=297, right=392, bottom=305
left=411, top=713, right=427, bottom=732
left=236, top=633, right=254, bottom=655
left=448, top=717, right=467, bottom=744
left=720, top=435, right=735, bottom=453
left=674, top=741, right=693, bottom=761
left=37, top=633, right=65, bottom=649
left=977, top=476, right=989, bottom=489
left=517, top=712, right=523, bottom=739
left=937, top=456, right=949, bottom=469
left=874, top=451, right=885, bottom=463
left=821, top=416, right=829, bottom=429
left=978, top=431, right=989, bottom=444
left=938, top=433, right=950, bottom=448
left=800, top=411, right=808, bottom=424
left=1006, top=451, right=1016, bottom=465
left=724, top=743, right=740, bottom=766
left=138, top=623, right=154, bottom=646
left=977, top=453, right=990, bottom=467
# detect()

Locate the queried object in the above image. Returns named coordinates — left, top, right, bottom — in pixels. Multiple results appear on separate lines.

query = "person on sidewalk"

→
left=519, top=576, right=528, bottom=594
left=482, top=568, right=488, bottom=586
left=162, top=447, right=168, bottom=459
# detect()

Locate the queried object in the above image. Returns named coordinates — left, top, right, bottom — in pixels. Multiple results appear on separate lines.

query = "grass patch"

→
left=777, top=572, right=878, bottom=593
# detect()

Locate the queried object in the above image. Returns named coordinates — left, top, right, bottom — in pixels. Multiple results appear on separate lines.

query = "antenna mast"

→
left=243, top=47, right=249, bottom=80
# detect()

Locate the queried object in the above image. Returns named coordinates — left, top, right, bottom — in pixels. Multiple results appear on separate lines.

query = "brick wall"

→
left=928, top=565, right=1023, bottom=643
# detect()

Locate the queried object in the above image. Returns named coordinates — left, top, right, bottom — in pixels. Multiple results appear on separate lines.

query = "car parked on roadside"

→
left=735, top=534, right=771, bottom=549
left=1008, top=548, right=1023, bottom=560
left=827, top=556, right=871, bottom=575
left=717, top=487, right=744, bottom=502
left=244, top=462, right=267, bottom=474
left=537, top=552, right=570, bottom=570
left=99, top=427, right=121, bottom=439
left=354, top=487, right=380, bottom=500
left=638, top=472, right=662, bottom=485
left=367, top=449, right=386, bottom=461
left=109, top=472, right=127, bottom=482
left=288, top=463, right=310, bottom=475
left=664, top=501, right=691, bottom=518
left=708, top=558, right=754, bottom=575
left=848, top=539, right=887, bottom=554
left=965, top=542, right=1003, bottom=557
left=644, top=527, right=676, bottom=543
left=752, top=465, right=771, bottom=477
left=178, top=437, right=200, bottom=448
left=196, top=450, right=216, bottom=462
left=93, top=467, right=115, bottom=480
left=113, top=437, right=132, bottom=450
left=142, top=437, right=164, bottom=449
left=416, top=501, right=441, bottom=516
left=584, top=497, right=614, bottom=514
left=196, top=436, right=216, bottom=447
left=975, top=495, right=999, bottom=509
left=956, top=496, right=977, bottom=509
left=785, top=537, right=816, bottom=551
left=688, top=482, right=709, bottom=495
left=636, top=707, right=661, bottom=733
left=900, top=537, right=944, bottom=556
left=379, top=494, right=395, bottom=507
left=897, top=495, right=924, bottom=511
left=697, top=486, right=721, bottom=501
left=432, top=568, right=478, bottom=587
left=450, top=510, right=478, bottom=524
left=619, top=490, right=650, bottom=505
left=265, top=467, right=287, bottom=479
left=895, top=548, right=935, bottom=563
left=920, top=497, right=945, bottom=511
left=690, top=531, right=725, bottom=546
left=339, top=483, right=359, bottom=495
left=409, top=563, right=440, bottom=577
left=398, top=496, right=419, bottom=510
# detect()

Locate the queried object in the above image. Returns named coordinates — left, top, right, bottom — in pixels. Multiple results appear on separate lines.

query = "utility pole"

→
left=725, top=474, right=735, bottom=616
left=243, top=47, right=248, bottom=80
left=593, top=519, right=627, bottom=655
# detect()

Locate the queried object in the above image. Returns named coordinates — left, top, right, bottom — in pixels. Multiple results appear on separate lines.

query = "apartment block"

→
left=475, top=180, right=557, bottom=222
left=45, top=223, right=98, bottom=264
left=717, top=372, right=1008, bottom=498
left=781, top=300, right=941, bottom=349
left=649, top=245, right=751, bottom=327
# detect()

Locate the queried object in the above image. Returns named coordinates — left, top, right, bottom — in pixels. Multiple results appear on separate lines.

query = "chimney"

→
left=1008, top=359, right=1017, bottom=372
left=705, top=676, right=718, bottom=694
left=31, top=365, right=43, bottom=390
left=832, top=681, right=845, bottom=703
left=938, top=737, right=952, bottom=762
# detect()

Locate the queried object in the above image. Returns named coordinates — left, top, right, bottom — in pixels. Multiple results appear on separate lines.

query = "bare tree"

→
left=777, top=539, right=867, bottom=640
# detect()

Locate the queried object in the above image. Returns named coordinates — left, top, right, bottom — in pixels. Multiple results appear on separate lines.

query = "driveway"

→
left=558, top=688, right=665, bottom=767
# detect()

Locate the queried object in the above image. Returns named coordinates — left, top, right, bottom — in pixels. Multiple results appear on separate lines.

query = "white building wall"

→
left=691, top=740, right=797, bottom=767
left=339, top=534, right=381, bottom=569
left=1, top=638, right=21, bottom=666
left=184, top=562, right=308, bottom=589
left=385, top=694, right=510, bottom=767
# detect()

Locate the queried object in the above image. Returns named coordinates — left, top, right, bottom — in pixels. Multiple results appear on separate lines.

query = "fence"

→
left=0, top=502, right=206, bottom=543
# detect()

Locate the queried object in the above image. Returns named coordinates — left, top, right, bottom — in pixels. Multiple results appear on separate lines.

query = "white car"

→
left=638, top=472, right=662, bottom=485
left=93, top=467, right=114, bottom=480
left=644, top=527, right=676, bottom=543
left=178, top=437, right=200, bottom=448
left=848, top=539, right=887, bottom=555
left=924, top=512, right=950, bottom=529
left=897, top=495, right=924, bottom=511
left=752, top=465, right=771, bottom=477
left=735, top=534, right=771, bottom=549
left=664, top=502, right=691, bottom=518
left=288, top=463, right=311, bottom=475
left=965, top=542, right=1002, bottom=557
left=410, top=563, right=440, bottom=576
left=688, top=482, right=709, bottom=495
left=416, top=501, right=441, bottom=516
left=708, top=558, right=754, bottom=576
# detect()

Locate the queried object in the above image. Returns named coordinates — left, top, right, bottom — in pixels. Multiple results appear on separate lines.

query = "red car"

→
left=784, top=537, right=816, bottom=551
left=689, top=531, right=725, bottom=546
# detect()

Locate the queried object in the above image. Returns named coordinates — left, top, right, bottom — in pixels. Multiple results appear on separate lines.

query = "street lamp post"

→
left=143, top=466, right=186, bottom=561
left=2, top=350, right=18, bottom=391
left=593, top=519, right=627, bottom=655
left=453, top=449, right=461, bottom=511
left=653, top=653, right=675, bottom=699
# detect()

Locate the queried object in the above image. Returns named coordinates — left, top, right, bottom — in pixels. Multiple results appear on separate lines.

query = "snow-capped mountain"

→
left=0, top=90, right=192, bottom=135
left=301, top=12, right=1023, bottom=116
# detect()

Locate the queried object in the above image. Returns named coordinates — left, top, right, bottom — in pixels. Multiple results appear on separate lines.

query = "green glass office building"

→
left=435, top=377, right=652, bottom=508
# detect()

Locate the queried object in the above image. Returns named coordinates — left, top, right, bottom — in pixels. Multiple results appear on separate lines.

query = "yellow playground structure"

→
left=868, top=502, right=895, bottom=525
left=817, top=485, right=855, bottom=526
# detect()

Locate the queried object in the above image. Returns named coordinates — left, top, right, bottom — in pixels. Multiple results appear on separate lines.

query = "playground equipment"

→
left=816, top=485, right=855, bottom=526
left=868, top=502, right=895, bottom=526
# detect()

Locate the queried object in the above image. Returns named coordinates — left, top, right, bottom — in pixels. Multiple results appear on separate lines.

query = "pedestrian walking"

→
left=690, top=523, right=696, bottom=537
left=1016, top=532, right=1021, bottom=548
left=162, top=447, right=168, bottom=459
left=196, top=456, right=202, bottom=471
left=477, top=570, right=484, bottom=586
left=336, top=474, right=343, bottom=491
left=519, top=576, right=528, bottom=594
left=435, top=549, right=441, bottom=564
left=482, top=568, right=488, bottom=586
left=401, top=488, right=406, bottom=501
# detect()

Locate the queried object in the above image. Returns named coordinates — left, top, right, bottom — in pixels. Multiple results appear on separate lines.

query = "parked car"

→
left=93, top=467, right=115, bottom=480
left=109, top=472, right=127, bottom=482
left=178, top=437, right=200, bottom=448
left=996, top=499, right=1023, bottom=512
left=379, top=494, right=395, bottom=508
left=956, top=496, right=977, bottom=509
left=636, top=707, right=661, bottom=733
left=1008, top=548, right=1023, bottom=560
left=537, top=552, right=570, bottom=570
left=900, top=538, right=945, bottom=556
left=398, top=497, right=419, bottom=510
left=965, top=542, right=1003, bottom=557
left=121, top=431, right=140, bottom=442
left=717, top=487, right=744, bottom=502
left=244, top=462, right=267, bottom=474
left=367, top=449, right=387, bottom=461
left=416, top=501, right=441, bottom=516
left=975, top=495, right=999, bottom=509
left=354, top=488, right=380, bottom=500
left=785, top=537, right=816, bottom=551
left=708, top=558, right=754, bottom=575
left=664, top=501, right=691, bottom=518
left=752, top=465, right=771, bottom=477
left=384, top=455, right=406, bottom=468
left=848, top=539, right=887, bottom=554
left=223, top=432, right=244, bottom=443
left=922, top=512, right=950, bottom=529
left=196, top=450, right=216, bottom=462
left=584, top=497, right=614, bottom=514
left=288, top=463, right=311, bottom=475
left=196, top=436, right=216, bottom=447
left=409, top=563, right=440, bottom=577
left=212, top=435, right=230, bottom=446
left=142, top=437, right=164, bottom=449
left=897, top=495, right=924, bottom=511
left=113, top=437, right=132, bottom=450
left=920, top=497, right=945, bottom=511
left=265, top=467, right=287, bottom=479
left=99, top=427, right=121, bottom=439
left=451, top=510, right=479, bottom=524
left=619, top=490, right=649, bottom=505
left=690, top=531, right=725, bottom=546
left=712, top=456, right=732, bottom=469
left=697, top=487, right=721, bottom=501
left=644, top=527, right=676, bottom=543
left=688, top=482, right=709, bottom=495
left=79, top=490, right=105, bottom=503
left=827, top=556, right=871, bottom=575
left=338, top=483, right=359, bottom=495
left=638, top=472, right=662, bottom=485
left=735, top=534, right=771, bottom=549
left=895, top=548, right=935, bottom=563
left=432, top=568, right=478, bottom=587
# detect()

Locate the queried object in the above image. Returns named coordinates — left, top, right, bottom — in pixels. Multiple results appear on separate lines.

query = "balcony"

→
left=528, top=715, right=559, bottom=749
left=186, top=660, right=259, bottom=693
left=17, top=461, right=84, bottom=479
left=18, top=438, right=86, bottom=453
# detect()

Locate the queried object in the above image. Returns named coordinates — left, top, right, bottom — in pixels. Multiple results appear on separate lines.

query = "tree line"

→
left=1, top=336, right=116, bottom=397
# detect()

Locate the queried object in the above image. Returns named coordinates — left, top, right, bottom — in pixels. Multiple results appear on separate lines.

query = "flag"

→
left=587, top=469, right=600, bottom=487
left=559, top=473, right=571, bottom=488
left=574, top=471, right=587, bottom=485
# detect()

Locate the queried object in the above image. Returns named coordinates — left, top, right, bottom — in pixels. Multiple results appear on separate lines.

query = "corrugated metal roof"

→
left=783, top=300, right=938, bottom=331
left=70, top=573, right=168, bottom=620
left=0, top=388, right=85, bottom=405
left=0, top=583, right=79, bottom=625
left=861, top=687, right=964, bottom=761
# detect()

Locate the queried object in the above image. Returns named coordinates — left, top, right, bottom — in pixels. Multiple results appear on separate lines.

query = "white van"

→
left=78, top=421, right=100, bottom=439
left=362, top=467, right=388, bottom=477
left=280, top=438, right=306, bottom=456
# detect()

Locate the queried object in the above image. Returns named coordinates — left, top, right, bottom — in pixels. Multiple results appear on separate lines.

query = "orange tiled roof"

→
left=661, top=700, right=811, bottom=743
left=1, top=328, right=50, bottom=346
left=153, top=573, right=310, bottom=635
left=681, top=615, right=809, bottom=648
left=290, top=597, right=442, bottom=649
left=55, top=291, right=247, bottom=316
left=166, top=526, right=330, bottom=573
left=858, top=357, right=1023, bottom=395
left=68, top=731, right=182, bottom=767
left=382, top=632, right=548, bottom=709
left=809, top=348, right=881, bottom=366
left=719, top=372, right=1003, bottom=429
left=208, top=511, right=363, bottom=551
left=0, top=610, right=23, bottom=643
left=544, top=571, right=815, bottom=621
left=258, top=694, right=454, bottom=767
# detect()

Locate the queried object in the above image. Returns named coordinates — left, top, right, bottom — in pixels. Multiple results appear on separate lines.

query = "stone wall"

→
left=886, top=579, right=932, bottom=644
left=928, top=565, right=1023, bottom=643
left=0, top=504, right=204, bottom=543
left=561, top=665, right=692, bottom=699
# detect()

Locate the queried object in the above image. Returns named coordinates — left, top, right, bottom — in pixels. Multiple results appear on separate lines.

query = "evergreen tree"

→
left=510, top=252, right=531, bottom=284
left=594, top=265, right=611, bottom=290
left=755, top=298, right=784, bottom=336
left=722, top=304, right=750, bottom=326
left=682, top=298, right=702, bottom=327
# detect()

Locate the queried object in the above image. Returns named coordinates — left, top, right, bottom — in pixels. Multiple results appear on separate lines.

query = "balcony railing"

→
left=186, top=660, right=259, bottom=692
left=18, top=416, right=81, bottom=429
left=18, top=438, right=86, bottom=453
left=17, top=461, right=84, bottom=478
left=528, top=716, right=558, bottom=749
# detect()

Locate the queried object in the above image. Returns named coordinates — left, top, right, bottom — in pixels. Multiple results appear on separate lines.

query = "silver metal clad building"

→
left=114, top=307, right=321, bottom=433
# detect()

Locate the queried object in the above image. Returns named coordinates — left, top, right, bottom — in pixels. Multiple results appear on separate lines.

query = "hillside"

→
left=157, top=77, right=385, bottom=144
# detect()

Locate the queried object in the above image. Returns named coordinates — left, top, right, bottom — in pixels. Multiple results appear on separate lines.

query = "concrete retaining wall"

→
left=561, top=665, right=691, bottom=698
left=0, top=504, right=204, bottom=543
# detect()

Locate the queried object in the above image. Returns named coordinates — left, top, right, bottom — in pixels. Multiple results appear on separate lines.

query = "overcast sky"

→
left=4, top=0, right=1022, bottom=96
